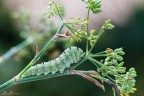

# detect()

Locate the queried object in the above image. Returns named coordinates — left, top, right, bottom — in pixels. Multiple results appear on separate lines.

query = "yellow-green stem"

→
left=17, top=24, right=64, bottom=78
left=86, top=8, right=90, bottom=53
left=88, top=29, right=104, bottom=53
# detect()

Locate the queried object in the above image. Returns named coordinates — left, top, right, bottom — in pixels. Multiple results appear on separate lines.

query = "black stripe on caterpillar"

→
left=22, top=46, right=84, bottom=78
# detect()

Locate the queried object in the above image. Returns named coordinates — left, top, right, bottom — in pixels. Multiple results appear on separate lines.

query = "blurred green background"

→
left=0, top=0, right=144, bottom=96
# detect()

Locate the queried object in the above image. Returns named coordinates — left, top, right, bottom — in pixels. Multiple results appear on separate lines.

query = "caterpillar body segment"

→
left=22, top=46, right=84, bottom=78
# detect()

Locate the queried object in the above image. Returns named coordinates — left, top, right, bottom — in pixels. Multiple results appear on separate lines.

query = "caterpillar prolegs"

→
left=22, top=46, right=84, bottom=78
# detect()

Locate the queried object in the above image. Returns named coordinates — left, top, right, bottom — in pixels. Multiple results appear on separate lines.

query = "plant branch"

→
left=86, top=8, right=90, bottom=53
left=106, top=80, right=121, bottom=96
left=0, top=78, right=15, bottom=92
left=70, top=70, right=105, bottom=91
left=91, top=54, right=108, bottom=57
left=54, top=3, right=63, bottom=21
left=88, top=28, right=104, bottom=53
left=88, top=57, right=116, bottom=82
left=0, top=70, right=70, bottom=92
left=16, top=24, right=64, bottom=78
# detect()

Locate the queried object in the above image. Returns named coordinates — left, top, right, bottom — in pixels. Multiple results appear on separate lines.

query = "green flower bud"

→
left=108, top=71, right=114, bottom=75
left=90, top=30, right=96, bottom=34
left=82, top=17, right=86, bottom=21
left=49, top=1, right=54, bottom=5
left=110, top=53, right=117, bottom=58
left=117, top=51, right=125, bottom=55
left=82, top=0, right=102, bottom=14
left=129, top=68, right=135, bottom=72
left=114, top=48, right=123, bottom=52
left=117, top=67, right=126, bottom=73
left=114, top=48, right=125, bottom=55
left=132, top=88, right=137, bottom=91
left=118, top=62, right=124, bottom=67
left=105, top=19, right=111, bottom=24
left=108, top=66, right=115, bottom=70
left=112, top=59, right=118, bottom=65
left=79, top=31, right=85, bottom=34
left=84, top=20, right=89, bottom=24
left=116, top=55, right=123, bottom=61
left=130, top=73, right=137, bottom=78
left=105, top=57, right=111, bottom=62
left=106, top=24, right=115, bottom=30
left=129, top=80, right=136, bottom=86
left=103, top=19, right=115, bottom=30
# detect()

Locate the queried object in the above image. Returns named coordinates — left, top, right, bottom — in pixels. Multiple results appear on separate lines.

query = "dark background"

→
left=0, top=0, right=144, bottom=96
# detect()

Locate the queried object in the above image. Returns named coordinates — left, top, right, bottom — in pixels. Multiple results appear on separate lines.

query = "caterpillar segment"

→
left=22, top=46, right=84, bottom=78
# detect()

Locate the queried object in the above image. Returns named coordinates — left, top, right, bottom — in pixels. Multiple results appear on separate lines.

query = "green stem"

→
left=65, top=24, right=88, bottom=39
left=54, top=3, right=63, bottom=21
left=89, top=57, right=116, bottom=82
left=0, top=78, right=15, bottom=92
left=86, top=8, right=90, bottom=53
left=66, top=23, right=81, bottom=25
left=88, top=57, right=100, bottom=68
left=51, top=12, right=62, bottom=22
left=0, top=70, right=70, bottom=92
left=17, top=24, right=64, bottom=78
left=65, top=24, right=75, bottom=34
left=0, top=37, right=34, bottom=65
left=95, top=51, right=106, bottom=55
left=91, top=54, right=108, bottom=57
left=89, top=57, right=103, bottom=66
left=88, top=28, right=104, bottom=53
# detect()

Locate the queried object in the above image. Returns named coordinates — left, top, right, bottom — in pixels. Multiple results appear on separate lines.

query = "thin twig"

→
left=70, top=70, right=105, bottom=91
left=106, top=80, right=121, bottom=96
left=16, top=24, right=64, bottom=78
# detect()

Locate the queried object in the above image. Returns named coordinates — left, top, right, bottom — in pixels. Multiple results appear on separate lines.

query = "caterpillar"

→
left=22, top=46, right=84, bottom=78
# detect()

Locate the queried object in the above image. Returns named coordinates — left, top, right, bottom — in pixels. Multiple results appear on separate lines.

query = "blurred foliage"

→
left=0, top=0, right=144, bottom=96
left=0, top=1, right=22, bottom=50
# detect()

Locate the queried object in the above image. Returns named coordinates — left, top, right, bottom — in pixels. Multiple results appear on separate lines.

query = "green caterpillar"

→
left=22, top=46, right=84, bottom=78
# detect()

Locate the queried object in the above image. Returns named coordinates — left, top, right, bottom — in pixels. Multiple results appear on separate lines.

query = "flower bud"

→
left=110, top=53, right=117, bottom=58
left=108, top=66, right=115, bottom=70
left=90, top=30, right=96, bottom=34
left=117, top=67, right=126, bottom=73
left=114, top=48, right=125, bottom=55
left=130, top=73, right=137, bottom=78
left=129, top=68, right=135, bottom=72
left=116, top=55, right=123, bottom=61
left=108, top=71, right=114, bottom=75
left=114, top=48, right=123, bottom=52
left=105, top=57, right=111, bottom=62
left=112, top=59, right=118, bottom=65
left=118, top=62, right=124, bottom=67
left=106, top=48, right=113, bottom=54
